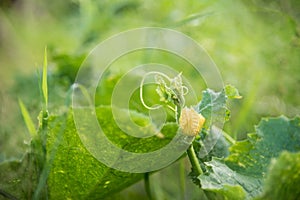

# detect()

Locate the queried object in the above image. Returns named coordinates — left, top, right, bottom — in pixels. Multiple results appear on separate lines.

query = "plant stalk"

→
left=186, top=145, right=203, bottom=176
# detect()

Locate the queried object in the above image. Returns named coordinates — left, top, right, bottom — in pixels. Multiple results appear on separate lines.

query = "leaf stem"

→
left=222, top=130, right=236, bottom=145
left=186, top=145, right=203, bottom=176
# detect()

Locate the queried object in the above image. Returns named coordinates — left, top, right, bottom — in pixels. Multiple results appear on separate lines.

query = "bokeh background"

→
left=0, top=0, right=299, bottom=199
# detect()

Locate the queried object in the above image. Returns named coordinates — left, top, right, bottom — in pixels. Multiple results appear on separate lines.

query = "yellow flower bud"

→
left=179, top=107, right=205, bottom=136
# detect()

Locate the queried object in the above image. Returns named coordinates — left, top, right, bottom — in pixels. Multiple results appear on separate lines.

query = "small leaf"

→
left=225, top=84, right=242, bottom=99
left=196, top=86, right=241, bottom=127
left=196, top=88, right=227, bottom=128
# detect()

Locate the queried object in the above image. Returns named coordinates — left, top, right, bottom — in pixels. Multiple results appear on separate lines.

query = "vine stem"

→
left=186, top=145, right=203, bottom=176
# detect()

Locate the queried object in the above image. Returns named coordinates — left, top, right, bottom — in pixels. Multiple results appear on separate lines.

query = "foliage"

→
left=195, top=114, right=300, bottom=199
left=1, top=0, right=300, bottom=199
left=1, top=76, right=300, bottom=200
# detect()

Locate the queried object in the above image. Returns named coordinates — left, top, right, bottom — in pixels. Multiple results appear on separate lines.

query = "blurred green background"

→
left=0, top=0, right=299, bottom=199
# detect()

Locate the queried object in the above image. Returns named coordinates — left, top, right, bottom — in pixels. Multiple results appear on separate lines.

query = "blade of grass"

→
left=42, top=47, right=48, bottom=110
left=169, top=12, right=214, bottom=28
left=74, top=83, right=93, bottom=106
left=18, top=99, right=37, bottom=137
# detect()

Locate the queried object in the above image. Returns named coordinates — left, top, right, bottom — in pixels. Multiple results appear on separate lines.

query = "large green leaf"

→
left=47, top=106, right=178, bottom=199
left=226, top=116, right=300, bottom=176
left=198, top=116, right=300, bottom=199
left=0, top=106, right=178, bottom=199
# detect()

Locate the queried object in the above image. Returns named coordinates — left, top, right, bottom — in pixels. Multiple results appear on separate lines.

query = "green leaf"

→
left=197, top=127, right=230, bottom=162
left=196, top=85, right=240, bottom=129
left=225, top=85, right=242, bottom=99
left=42, top=47, right=48, bottom=109
left=199, top=158, right=261, bottom=199
left=196, top=85, right=241, bottom=128
left=196, top=88, right=227, bottom=127
left=257, top=151, right=300, bottom=200
left=190, top=87, right=236, bottom=185
left=190, top=126, right=230, bottom=187
left=226, top=116, right=300, bottom=177
left=190, top=86, right=238, bottom=187
left=198, top=116, right=300, bottom=199
left=47, top=106, right=178, bottom=199
left=204, top=185, right=247, bottom=200
left=19, top=99, right=37, bottom=137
